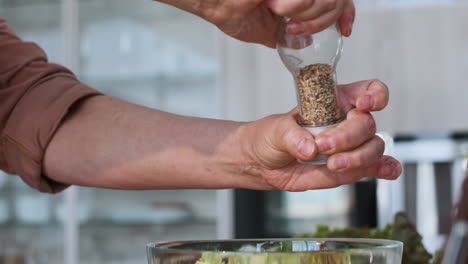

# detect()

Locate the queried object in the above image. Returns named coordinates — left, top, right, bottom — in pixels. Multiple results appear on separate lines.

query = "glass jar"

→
left=277, top=18, right=344, bottom=164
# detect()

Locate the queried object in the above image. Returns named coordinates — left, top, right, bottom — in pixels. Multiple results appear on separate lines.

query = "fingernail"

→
left=348, top=19, right=353, bottom=36
left=287, top=22, right=305, bottom=35
left=331, top=156, right=348, bottom=171
left=379, top=162, right=395, bottom=179
left=343, top=25, right=351, bottom=37
left=342, top=15, right=353, bottom=36
left=298, top=138, right=315, bottom=157
left=316, top=137, right=333, bottom=153
left=359, top=95, right=375, bottom=110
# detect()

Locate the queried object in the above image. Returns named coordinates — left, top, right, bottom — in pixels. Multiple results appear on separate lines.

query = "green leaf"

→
left=293, top=212, right=439, bottom=264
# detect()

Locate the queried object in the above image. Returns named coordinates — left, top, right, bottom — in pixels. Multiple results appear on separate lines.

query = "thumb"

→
left=272, top=108, right=318, bottom=161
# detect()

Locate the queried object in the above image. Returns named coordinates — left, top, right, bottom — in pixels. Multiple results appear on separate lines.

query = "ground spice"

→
left=297, top=63, right=339, bottom=126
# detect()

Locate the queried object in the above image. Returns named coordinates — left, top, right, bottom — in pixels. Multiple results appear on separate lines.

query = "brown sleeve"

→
left=0, top=18, right=102, bottom=193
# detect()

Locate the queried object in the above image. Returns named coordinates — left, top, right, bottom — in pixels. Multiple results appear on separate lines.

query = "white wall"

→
left=341, top=4, right=468, bottom=133
left=221, top=3, right=468, bottom=134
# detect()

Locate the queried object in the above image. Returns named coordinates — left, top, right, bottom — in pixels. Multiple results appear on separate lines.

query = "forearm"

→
left=43, top=95, right=265, bottom=190
left=43, top=80, right=401, bottom=192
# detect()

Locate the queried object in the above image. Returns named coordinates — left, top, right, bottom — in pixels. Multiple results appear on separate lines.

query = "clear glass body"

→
left=277, top=18, right=344, bottom=164
left=147, top=238, right=403, bottom=264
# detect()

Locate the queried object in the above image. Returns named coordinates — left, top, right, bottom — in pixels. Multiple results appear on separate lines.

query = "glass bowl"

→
left=147, top=238, right=403, bottom=264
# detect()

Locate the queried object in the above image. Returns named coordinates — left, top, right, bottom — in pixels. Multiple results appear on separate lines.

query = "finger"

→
left=264, top=0, right=316, bottom=17
left=339, top=0, right=355, bottom=37
left=327, top=135, right=385, bottom=172
left=338, top=79, right=389, bottom=112
left=356, top=80, right=389, bottom=111
left=286, top=5, right=343, bottom=35
left=288, top=107, right=300, bottom=116
left=271, top=110, right=318, bottom=160
left=315, top=109, right=376, bottom=154
left=326, top=156, right=401, bottom=187
left=284, top=155, right=400, bottom=190
left=349, top=155, right=402, bottom=181
left=286, top=0, right=340, bottom=22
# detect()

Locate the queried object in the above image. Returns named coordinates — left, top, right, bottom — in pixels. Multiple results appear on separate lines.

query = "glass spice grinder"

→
left=277, top=17, right=344, bottom=164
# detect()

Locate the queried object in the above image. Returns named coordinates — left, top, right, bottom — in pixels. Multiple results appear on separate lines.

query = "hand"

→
left=154, top=0, right=355, bottom=48
left=240, top=79, right=401, bottom=191
left=265, top=0, right=355, bottom=36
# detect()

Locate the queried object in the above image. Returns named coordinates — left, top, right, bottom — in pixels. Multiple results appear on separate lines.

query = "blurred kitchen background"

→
left=0, top=0, right=467, bottom=263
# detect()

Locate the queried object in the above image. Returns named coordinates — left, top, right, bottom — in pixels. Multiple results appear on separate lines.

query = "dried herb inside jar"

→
left=297, top=63, right=339, bottom=126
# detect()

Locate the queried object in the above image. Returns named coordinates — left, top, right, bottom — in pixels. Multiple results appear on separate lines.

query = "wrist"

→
left=154, top=0, right=202, bottom=18
left=154, top=0, right=218, bottom=24
left=214, top=121, right=270, bottom=190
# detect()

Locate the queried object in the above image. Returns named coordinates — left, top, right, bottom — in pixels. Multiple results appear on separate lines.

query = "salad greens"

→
left=194, top=213, right=443, bottom=263
left=296, top=212, right=441, bottom=264
left=195, top=251, right=350, bottom=264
